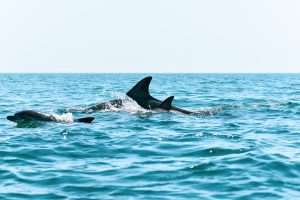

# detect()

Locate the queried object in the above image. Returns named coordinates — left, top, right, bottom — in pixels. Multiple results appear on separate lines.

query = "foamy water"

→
left=49, top=112, right=74, bottom=123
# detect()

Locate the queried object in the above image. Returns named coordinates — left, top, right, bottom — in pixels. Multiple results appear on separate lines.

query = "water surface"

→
left=1, top=74, right=299, bottom=199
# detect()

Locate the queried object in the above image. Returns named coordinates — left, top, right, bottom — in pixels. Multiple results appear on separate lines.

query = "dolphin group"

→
left=86, top=76, right=193, bottom=114
left=126, top=76, right=193, bottom=114
left=7, top=76, right=193, bottom=126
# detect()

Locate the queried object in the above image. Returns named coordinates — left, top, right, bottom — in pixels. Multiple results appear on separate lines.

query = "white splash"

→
left=62, top=129, right=69, bottom=139
left=49, top=112, right=74, bottom=123
left=66, top=107, right=87, bottom=113
left=195, top=132, right=204, bottom=137
left=104, top=93, right=150, bottom=114
left=251, top=102, right=281, bottom=108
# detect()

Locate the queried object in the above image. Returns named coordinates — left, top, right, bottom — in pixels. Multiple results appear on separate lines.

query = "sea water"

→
left=0, top=74, right=299, bottom=199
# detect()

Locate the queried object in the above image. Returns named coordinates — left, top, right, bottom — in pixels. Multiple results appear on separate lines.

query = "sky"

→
left=0, top=0, right=299, bottom=73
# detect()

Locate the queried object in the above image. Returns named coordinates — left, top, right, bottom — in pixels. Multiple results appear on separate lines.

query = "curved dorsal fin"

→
left=159, top=96, right=174, bottom=110
left=75, top=117, right=95, bottom=123
left=126, top=76, right=154, bottom=100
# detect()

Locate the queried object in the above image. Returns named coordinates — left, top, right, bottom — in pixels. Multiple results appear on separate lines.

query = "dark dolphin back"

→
left=7, top=110, right=51, bottom=128
left=15, top=110, right=51, bottom=121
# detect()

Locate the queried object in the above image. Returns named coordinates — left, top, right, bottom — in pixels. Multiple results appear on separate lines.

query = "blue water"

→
left=1, top=74, right=300, bottom=199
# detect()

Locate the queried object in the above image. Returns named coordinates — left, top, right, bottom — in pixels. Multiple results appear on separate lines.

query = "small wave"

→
left=193, top=104, right=240, bottom=116
left=251, top=101, right=299, bottom=108
left=252, top=102, right=281, bottom=108
left=182, top=147, right=249, bottom=157
left=66, top=107, right=87, bottom=113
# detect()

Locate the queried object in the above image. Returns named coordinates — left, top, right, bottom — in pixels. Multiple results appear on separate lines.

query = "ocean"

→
left=0, top=74, right=299, bottom=199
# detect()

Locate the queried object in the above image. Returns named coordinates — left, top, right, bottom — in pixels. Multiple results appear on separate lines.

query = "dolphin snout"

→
left=7, top=115, right=15, bottom=121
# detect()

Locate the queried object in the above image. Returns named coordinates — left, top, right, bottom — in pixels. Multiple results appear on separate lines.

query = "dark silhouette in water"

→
left=7, top=110, right=94, bottom=124
left=86, top=76, right=194, bottom=114
left=86, top=99, right=123, bottom=111
left=126, top=77, right=193, bottom=114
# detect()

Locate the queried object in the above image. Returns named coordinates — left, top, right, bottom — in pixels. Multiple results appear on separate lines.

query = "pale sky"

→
left=0, top=0, right=299, bottom=73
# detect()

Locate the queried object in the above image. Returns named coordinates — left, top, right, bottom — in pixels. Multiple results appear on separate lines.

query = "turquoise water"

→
left=1, top=74, right=300, bottom=199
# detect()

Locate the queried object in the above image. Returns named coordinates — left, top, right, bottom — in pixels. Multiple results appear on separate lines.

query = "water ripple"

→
left=1, top=74, right=300, bottom=199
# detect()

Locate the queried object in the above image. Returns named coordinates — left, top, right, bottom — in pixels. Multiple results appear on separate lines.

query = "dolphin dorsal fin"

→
left=76, top=117, right=95, bottom=123
left=126, top=76, right=154, bottom=100
left=158, top=96, right=174, bottom=110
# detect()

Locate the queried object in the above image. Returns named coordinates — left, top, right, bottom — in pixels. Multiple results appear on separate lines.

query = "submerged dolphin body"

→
left=85, top=76, right=193, bottom=114
left=126, top=77, right=193, bottom=114
left=7, top=110, right=95, bottom=124
left=85, top=99, right=123, bottom=111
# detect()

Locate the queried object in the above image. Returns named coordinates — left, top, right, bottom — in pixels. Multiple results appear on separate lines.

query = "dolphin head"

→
left=7, top=115, right=16, bottom=122
left=7, top=113, right=39, bottom=128
left=7, top=112, right=28, bottom=122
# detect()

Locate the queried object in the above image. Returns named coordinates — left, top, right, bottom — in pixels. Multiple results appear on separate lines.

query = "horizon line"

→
left=0, top=72, right=300, bottom=74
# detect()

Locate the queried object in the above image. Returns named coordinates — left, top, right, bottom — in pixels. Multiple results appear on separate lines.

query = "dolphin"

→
left=7, top=110, right=95, bottom=124
left=85, top=76, right=193, bottom=114
left=126, top=76, right=193, bottom=114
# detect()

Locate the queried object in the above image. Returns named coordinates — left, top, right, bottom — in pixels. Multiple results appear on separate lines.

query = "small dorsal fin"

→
left=158, top=96, right=174, bottom=110
left=126, top=76, right=154, bottom=100
left=75, top=117, right=95, bottom=123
